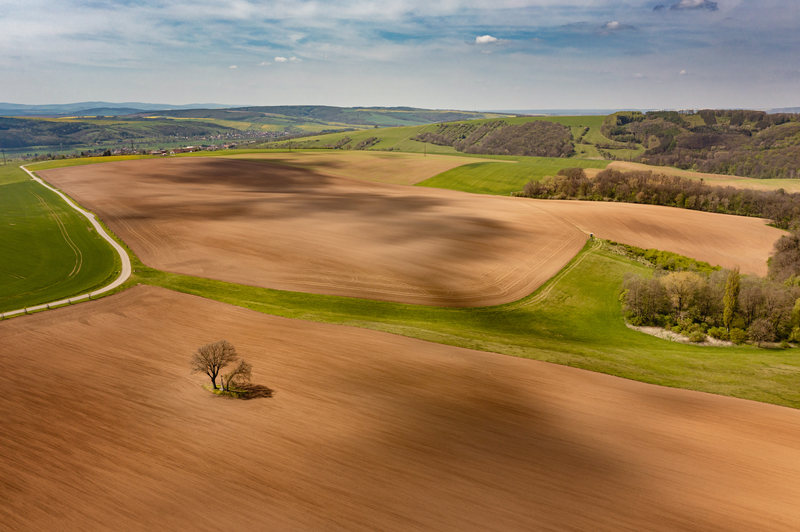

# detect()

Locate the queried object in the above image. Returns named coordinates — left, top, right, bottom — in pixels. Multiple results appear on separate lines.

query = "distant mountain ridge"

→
left=0, top=102, right=238, bottom=116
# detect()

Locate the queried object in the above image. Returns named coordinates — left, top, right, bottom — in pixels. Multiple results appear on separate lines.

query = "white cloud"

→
left=289, top=56, right=302, bottom=62
left=670, top=0, right=719, bottom=11
left=475, top=35, right=497, bottom=44
left=258, top=61, right=270, bottom=66
left=605, top=21, right=620, bottom=30
left=634, top=73, right=644, bottom=78
left=229, top=65, right=237, bottom=69
left=274, top=56, right=288, bottom=62
left=680, top=69, right=687, bottom=75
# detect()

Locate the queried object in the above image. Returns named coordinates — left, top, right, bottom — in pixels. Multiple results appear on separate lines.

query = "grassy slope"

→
left=0, top=163, right=119, bottom=312
left=115, top=240, right=799, bottom=409
left=417, top=157, right=609, bottom=195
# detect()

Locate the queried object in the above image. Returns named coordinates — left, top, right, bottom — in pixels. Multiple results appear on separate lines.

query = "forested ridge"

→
left=412, top=120, right=574, bottom=157
left=603, top=110, right=800, bottom=179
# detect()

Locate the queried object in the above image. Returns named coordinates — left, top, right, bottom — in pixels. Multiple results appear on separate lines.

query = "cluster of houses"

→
left=148, top=143, right=239, bottom=156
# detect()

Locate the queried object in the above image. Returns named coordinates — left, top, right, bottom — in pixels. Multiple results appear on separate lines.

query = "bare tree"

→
left=748, top=318, right=775, bottom=347
left=222, top=360, right=253, bottom=391
left=190, top=340, right=238, bottom=390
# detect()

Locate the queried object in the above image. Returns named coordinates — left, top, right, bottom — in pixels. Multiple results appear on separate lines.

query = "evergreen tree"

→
left=723, top=267, right=740, bottom=332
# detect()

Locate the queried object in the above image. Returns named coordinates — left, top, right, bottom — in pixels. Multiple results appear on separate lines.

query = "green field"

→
left=417, top=157, right=609, bottom=195
left=279, top=124, right=440, bottom=151
left=0, top=163, right=120, bottom=312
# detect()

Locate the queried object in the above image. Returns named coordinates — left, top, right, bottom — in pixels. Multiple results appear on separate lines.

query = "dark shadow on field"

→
left=41, top=157, right=559, bottom=306
left=236, top=384, right=274, bottom=399
left=288, top=327, right=712, bottom=531
left=45, top=158, right=512, bottom=237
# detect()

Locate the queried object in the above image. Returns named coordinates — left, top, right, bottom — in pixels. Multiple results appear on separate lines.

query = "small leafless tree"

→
left=749, top=318, right=775, bottom=348
left=190, top=340, right=238, bottom=389
left=222, top=360, right=253, bottom=391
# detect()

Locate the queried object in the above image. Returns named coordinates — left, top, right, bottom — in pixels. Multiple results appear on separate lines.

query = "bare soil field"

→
left=223, top=150, right=506, bottom=185
left=41, top=158, right=586, bottom=306
left=607, top=161, right=800, bottom=192
left=2, top=286, right=799, bottom=531
left=41, top=158, right=780, bottom=306
left=527, top=199, right=783, bottom=276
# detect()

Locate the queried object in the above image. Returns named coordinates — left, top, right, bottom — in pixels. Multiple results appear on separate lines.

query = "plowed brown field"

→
left=41, top=157, right=782, bottom=305
left=41, top=158, right=586, bottom=306
left=2, top=286, right=799, bottom=531
left=223, top=150, right=507, bottom=185
left=527, top=199, right=783, bottom=276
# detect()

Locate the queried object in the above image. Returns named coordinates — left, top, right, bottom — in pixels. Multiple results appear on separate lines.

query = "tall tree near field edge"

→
left=190, top=339, right=239, bottom=390
left=723, top=267, right=740, bottom=332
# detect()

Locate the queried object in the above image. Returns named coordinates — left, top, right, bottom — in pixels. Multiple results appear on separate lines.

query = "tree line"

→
left=521, top=167, right=800, bottom=230
left=622, top=267, right=800, bottom=346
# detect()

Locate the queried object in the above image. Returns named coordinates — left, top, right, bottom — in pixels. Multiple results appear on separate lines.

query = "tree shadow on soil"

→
left=206, top=383, right=274, bottom=400
left=237, top=384, right=274, bottom=399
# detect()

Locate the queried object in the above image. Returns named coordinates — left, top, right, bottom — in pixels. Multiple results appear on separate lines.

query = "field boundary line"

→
left=0, top=166, right=132, bottom=319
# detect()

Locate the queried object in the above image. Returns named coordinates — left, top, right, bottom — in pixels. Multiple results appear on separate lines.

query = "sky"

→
left=1, top=0, right=798, bottom=110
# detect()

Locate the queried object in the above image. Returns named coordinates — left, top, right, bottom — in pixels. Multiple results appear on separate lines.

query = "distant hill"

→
left=0, top=102, right=236, bottom=117
left=0, top=116, right=240, bottom=150
left=0, top=105, right=510, bottom=153
left=601, top=109, right=800, bottom=179
left=767, top=107, right=800, bottom=114
left=147, top=105, right=508, bottom=128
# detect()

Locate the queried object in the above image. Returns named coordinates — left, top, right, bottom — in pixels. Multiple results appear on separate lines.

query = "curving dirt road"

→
left=0, top=166, right=131, bottom=319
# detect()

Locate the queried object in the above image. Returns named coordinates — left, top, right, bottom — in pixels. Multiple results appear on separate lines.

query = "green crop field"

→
left=417, top=157, right=609, bottom=195
left=0, top=162, right=120, bottom=313
left=573, top=143, right=603, bottom=158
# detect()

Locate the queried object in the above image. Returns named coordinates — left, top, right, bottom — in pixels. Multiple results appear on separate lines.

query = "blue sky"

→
left=1, top=0, right=798, bottom=109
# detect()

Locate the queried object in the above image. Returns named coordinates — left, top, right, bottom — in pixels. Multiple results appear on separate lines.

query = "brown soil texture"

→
left=41, top=158, right=586, bottom=307
left=526, top=199, right=782, bottom=276
left=2, top=285, right=800, bottom=531
left=223, top=151, right=506, bottom=185
left=41, top=158, right=781, bottom=306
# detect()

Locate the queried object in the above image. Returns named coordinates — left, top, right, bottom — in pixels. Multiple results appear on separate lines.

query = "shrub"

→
left=729, top=328, right=748, bottom=345
left=688, top=331, right=706, bottom=343
left=708, top=327, right=729, bottom=340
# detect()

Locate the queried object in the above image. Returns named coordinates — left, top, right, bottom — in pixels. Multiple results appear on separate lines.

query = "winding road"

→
left=0, top=165, right=132, bottom=319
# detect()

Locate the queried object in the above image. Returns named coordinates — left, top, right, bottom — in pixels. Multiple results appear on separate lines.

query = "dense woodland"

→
left=521, top=167, right=800, bottom=229
left=622, top=267, right=800, bottom=345
left=412, top=120, right=574, bottom=157
left=603, top=110, right=800, bottom=179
